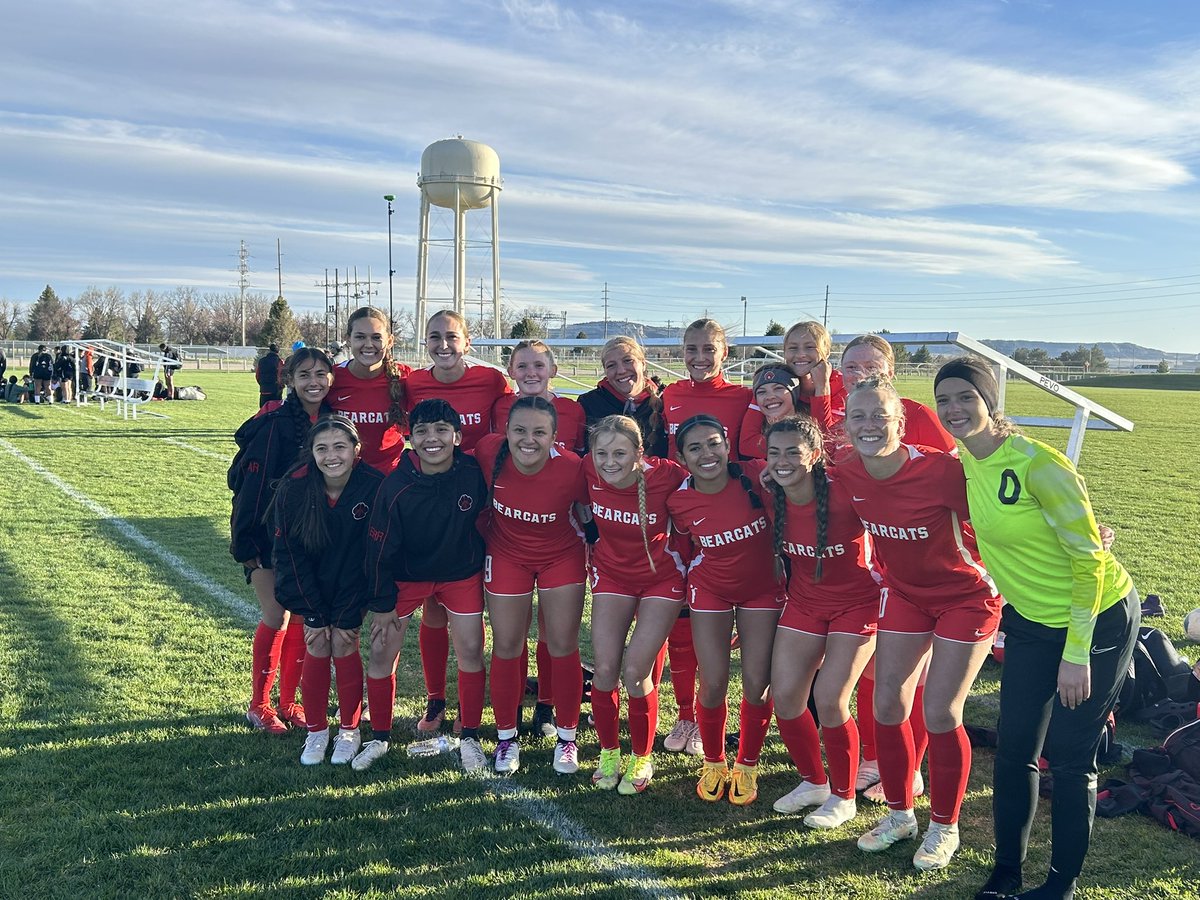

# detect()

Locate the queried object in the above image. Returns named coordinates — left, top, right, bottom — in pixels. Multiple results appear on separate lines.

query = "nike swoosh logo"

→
left=974, top=629, right=990, bottom=638
left=692, top=518, right=707, bottom=526
left=337, top=395, right=352, bottom=402
left=1091, top=645, right=1117, bottom=654
left=592, top=484, right=604, bottom=491
left=669, top=405, right=683, bottom=411
left=852, top=496, right=867, bottom=502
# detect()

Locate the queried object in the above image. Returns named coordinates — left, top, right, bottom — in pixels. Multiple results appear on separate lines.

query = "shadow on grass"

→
left=0, top=404, right=42, bottom=420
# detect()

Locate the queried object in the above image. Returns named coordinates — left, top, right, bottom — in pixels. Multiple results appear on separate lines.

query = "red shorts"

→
left=877, top=586, right=1001, bottom=644
left=395, top=573, right=485, bottom=619
left=589, top=565, right=685, bottom=603
left=778, top=593, right=878, bottom=638
left=687, top=582, right=784, bottom=614
left=484, top=547, right=586, bottom=596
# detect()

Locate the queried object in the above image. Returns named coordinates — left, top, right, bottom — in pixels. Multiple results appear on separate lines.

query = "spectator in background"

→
left=54, top=347, right=75, bottom=404
left=0, top=346, right=7, bottom=382
left=159, top=342, right=182, bottom=398
left=80, top=347, right=93, bottom=393
left=256, top=342, right=285, bottom=408
left=29, top=344, right=53, bottom=404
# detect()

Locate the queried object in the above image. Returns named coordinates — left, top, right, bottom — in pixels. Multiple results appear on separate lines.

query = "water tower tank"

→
left=418, top=138, right=501, bottom=211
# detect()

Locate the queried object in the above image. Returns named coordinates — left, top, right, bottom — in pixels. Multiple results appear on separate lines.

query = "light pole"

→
left=741, top=295, right=747, bottom=358
left=384, top=194, right=395, bottom=329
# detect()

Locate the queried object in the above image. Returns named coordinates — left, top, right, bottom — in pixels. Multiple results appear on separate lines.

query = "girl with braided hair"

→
left=269, top=416, right=385, bottom=766
left=329, top=306, right=411, bottom=473
left=666, top=415, right=782, bottom=806
left=585, top=414, right=687, bottom=795
left=763, top=415, right=880, bottom=829
left=474, top=396, right=589, bottom=776
left=405, top=309, right=513, bottom=735
left=230, top=347, right=336, bottom=734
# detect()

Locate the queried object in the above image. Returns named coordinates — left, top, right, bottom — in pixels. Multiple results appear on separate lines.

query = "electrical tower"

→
left=238, top=240, right=250, bottom=347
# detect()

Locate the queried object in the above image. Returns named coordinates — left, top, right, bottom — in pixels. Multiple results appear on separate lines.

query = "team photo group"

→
left=230, top=305, right=1136, bottom=900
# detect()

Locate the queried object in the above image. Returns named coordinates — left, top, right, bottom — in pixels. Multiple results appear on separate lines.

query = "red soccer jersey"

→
left=667, top=460, right=777, bottom=598
left=491, top=393, right=588, bottom=455
left=583, top=455, right=688, bottom=586
left=739, top=370, right=846, bottom=459
left=833, top=444, right=996, bottom=609
left=768, top=474, right=880, bottom=612
left=330, top=361, right=412, bottom=473
left=662, top=375, right=753, bottom=458
left=406, top=363, right=512, bottom=451
left=474, top=433, right=587, bottom=560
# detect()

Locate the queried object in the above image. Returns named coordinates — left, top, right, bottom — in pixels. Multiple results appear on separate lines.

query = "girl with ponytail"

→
left=666, top=414, right=782, bottom=807
left=270, top=416, right=385, bottom=766
left=762, top=415, right=880, bottom=829
left=584, top=414, right=687, bottom=795
left=473, top=396, right=590, bottom=776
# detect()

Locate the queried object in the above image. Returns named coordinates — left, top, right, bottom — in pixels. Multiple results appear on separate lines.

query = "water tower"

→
left=415, top=137, right=502, bottom=345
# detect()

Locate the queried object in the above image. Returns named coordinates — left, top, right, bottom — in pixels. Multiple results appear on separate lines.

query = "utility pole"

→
left=823, top=285, right=830, bottom=328
left=384, top=194, right=395, bottom=329
left=603, top=282, right=609, bottom=339
left=741, top=295, right=747, bottom=358
left=324, top=268, right=330, bottom=346
left=276, top=239, right=284, bottom=300
left=238, top=240, right=249, bottom=347
left=560, top=311, right=567, bottom=339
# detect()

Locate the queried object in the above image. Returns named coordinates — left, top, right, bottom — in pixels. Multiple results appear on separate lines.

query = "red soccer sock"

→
left=696, top=699, right=728, bottom=763
left=301, top=652, right=332, bottom=731
left=736, top=697, right=773, bottom=767
left=651, top=641, right=668, bottom=689
left=627, top=690, right=659, bottom=757
left=366, top=674, right=396, bottom=739
left=551, top=650, right=582, bottom=731
left=667, top=616, right=697, bottom=721
left=536, top=639, right=554, bottom=705
left=776, top=710, right=827, bottom=783
left=520, top=642, right=530, bottom=697
left=489, top=654, right=523, bottom=733
left=250, top=622, right=284, bottom=709
left=911, top=684, right=929, bottom=769
left=856, top=675, right=876, bottom=762
left=821, top=717, right=860, bottom=799
left=332, top=652, right=364, bottom=730
left=418, top=620, right=449, bottom=700
left=277, top=617, right=306, bottom=709
left=591, top=685, right=621, bottom=751
left=875, top=720, right=917, bottom=810
left=927, top=725, right=971, bottom=825
left=457, top=668, right=486, bottom=731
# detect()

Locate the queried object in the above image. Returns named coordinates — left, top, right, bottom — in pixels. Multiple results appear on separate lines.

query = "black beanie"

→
left=934, top=357, right=1000, bottom=414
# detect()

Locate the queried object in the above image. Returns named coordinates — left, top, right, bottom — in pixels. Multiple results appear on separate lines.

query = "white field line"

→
left=0, top=436, right=688, bottom=900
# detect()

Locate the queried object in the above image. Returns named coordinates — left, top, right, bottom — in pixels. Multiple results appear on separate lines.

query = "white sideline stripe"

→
left=163, top=437, right=231, bottom=461
left=0, top=437, right=257, bottom=623
left=0, top=436, right=685, bottom=900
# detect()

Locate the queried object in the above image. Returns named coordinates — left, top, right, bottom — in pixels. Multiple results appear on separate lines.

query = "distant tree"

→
left=892, top=342, right=911, bottom=365
left=911, top=345, right=932, bottom=365
left=510, top=316, right=546, bottom=340
left=765, top=320, right=785, bottom=336
left=1057, top=344, right=1109, bottom=373
left=295, top=313, right=327, bottom=349
left=258, top=295, right=302, bottom=350
left=26, top=285, right=77, bottom=341
left=1157, top=359, right=1170, bottom=374
left=574, top=330, right=588, bottom=356
left=128, top=290, right=164, bottom=343
left=0, top=299, right=23, bottom=340
left=162, top=287, right=209, bottom=345
left=1011, top=347, right=1052, bottom=367
left=77, top=286, right=126, bottom=341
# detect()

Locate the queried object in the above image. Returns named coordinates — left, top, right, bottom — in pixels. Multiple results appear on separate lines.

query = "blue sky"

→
left=3, top=0, right=1199, bottom=350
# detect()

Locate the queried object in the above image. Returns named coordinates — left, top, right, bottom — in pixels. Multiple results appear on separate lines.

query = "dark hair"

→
left=284, top=346, right=333, bottom=383
left=491, top=396, right=558, bottom=507
left=266, top=415, right=361, bottom=554
left=765, top=415, right=828, bottom=582
left=410, top=398, right=461, bottom=432
left=345, top=306, right=406, bottom=429
left=676, top=413, right=762, bottom=512
left=268, top=342, right=279, bottom=353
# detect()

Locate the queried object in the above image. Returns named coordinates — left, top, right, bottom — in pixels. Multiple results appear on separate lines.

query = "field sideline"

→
left=1, top=372, right=1197, bottom=900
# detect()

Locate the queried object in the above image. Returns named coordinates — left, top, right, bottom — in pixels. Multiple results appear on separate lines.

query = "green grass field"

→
left=1, top=372, right=1197, bottom=900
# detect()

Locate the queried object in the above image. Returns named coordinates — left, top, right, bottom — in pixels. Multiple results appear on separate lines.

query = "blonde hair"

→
left=785, top=320, right=832, bottom=359
left=589, top=414, right=655, bottom=573
left=846, top=374, right=906, bottom=438
left=427, top=308, right=469, bottom=335
left=510, top=339, right=557, bottom=370
left=683, top=318, right=728, bottom=351
left=843, top=334, right=895, bottom=375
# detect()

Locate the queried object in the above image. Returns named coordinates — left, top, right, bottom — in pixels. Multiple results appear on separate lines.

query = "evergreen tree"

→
left=257, top=295, right=302, bottom=350
left=765, top=320, right=785, bottom=336
left=510, top=316, right=546, bottom=340
left=574, top=330, right=588, bottom=356
left=26, top=285, right=77, bottom=341
left=911, top=345, right=932, bottom=364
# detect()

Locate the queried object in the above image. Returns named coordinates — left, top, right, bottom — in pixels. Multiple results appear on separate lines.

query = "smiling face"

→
left=841, top=343, right=891, bottom=391
left=844, top=387, right=903, bottom=459
left=426, top=314, right=470, bottom=377
left=755, top=381, right=797, bottom=422
left=602, top=345, right=646, bottom=397
left=290, top=359, right=334, bottom=415
left=506, top=407, right=556, bottom=474
left=592, top=430, right=640, bottom=489
left=683, top=327, right=726, bottom=383
left=784, top=327, right=823, bottom=376
left=677, top=424, right=729, bottom=491
left=348, top=315, right=393, bottom=373
left=766, top=429, right=820, bottom=493
left=509, top=346, right=555, bottom=397
left=934, top=376, right=991, bottom=443
left=312, top=425, right=359, bottom=484
left=411, top=419, right=461, bottom=473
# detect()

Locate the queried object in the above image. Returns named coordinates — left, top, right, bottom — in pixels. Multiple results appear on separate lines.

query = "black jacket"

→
left=255, top=351, right=284, bottom=389
left=365, top=448, right=487, bottom=611
left=228, top=395, right=328, bottom=563
left=30, top=352, right=53, bottom=380
left=577, top=381, right=668, bottom=456
left=272, top=461, right=385, bottom=619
